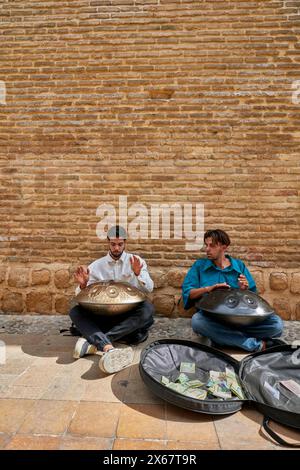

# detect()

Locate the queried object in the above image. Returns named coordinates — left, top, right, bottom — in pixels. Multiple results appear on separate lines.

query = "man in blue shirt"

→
left=182, top=229, right=283, bottom=352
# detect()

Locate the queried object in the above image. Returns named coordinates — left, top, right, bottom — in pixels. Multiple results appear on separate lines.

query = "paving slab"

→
left=0, top=316, right=299, bottom=451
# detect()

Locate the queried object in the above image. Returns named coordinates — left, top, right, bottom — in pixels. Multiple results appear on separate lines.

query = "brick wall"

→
left=1, top=1, right=299, bottom=318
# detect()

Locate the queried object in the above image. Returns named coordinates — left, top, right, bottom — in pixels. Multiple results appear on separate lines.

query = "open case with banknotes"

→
left=139, top=339, right=300, bottom=447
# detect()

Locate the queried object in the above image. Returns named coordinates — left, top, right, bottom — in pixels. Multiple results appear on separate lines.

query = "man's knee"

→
left=69, top=305, right=81, bottom=323
left=191, top=312, right=206, bottom=334
left=139, top=300, right=155, bottom=326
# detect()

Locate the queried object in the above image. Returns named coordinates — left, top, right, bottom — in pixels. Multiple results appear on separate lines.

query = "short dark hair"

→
left=107, top=225, right=127, bottom=240
left=204, top=229, right=231, bottom=246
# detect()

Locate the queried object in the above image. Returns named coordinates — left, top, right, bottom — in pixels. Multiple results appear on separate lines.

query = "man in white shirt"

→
left=70, top=225, right=154, bottom=374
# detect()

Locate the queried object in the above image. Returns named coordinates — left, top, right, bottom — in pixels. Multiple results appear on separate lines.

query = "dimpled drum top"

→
left=75, top=281, right=146, bottom=316
left=195, top=288, right=274, bottom=326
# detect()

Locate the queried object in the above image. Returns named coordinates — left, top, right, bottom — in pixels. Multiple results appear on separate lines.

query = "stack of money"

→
left=225, top=367, right=246, bottom=400
left=207, top=370, right=232, bottom=399
left=160, top=361, right=206, bottom=401
left=160, top=362, right=245, bottom=402
left=177, top=373, right=190, bottom=384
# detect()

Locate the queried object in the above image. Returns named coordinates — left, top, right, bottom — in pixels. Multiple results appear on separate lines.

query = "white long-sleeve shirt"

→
left=77, top=251, right=154, bottom=294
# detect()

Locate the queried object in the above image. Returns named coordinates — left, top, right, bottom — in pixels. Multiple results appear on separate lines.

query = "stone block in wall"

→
left=290, top=273, right=300, bottom=294
left=69, top=265, right=77, bottom=277
left=250, top=271, right=265, bottom=294
left=151, top=269, right=167, bottom=288
left=0, top=265, right=6, bottom=283
left=8, top=268, right=29, bottom=288
left=55, top=296, right=72, bottom=314
left=269, top=272, right=288, bottom=291
left=153, top=294, right=175, bottom=317
left=272, top=298, right=292, bottom=320
left=65, top=285, right=77, bottom=297
left=54, top=269, right=70, bottom=289
left=26, top=292, right=52, bottom=314
left=1, top=290, right=24, bottom=313
left=166, top=269, right=187, bottom=288
left=32, top=269, right=51, bottom=286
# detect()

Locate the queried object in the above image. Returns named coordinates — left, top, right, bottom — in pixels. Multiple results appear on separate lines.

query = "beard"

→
left=109, top=249, right=124, bottom=260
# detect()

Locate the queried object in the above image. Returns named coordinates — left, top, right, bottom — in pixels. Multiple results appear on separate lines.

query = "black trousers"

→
left=69, top=300, right=154, bottom=351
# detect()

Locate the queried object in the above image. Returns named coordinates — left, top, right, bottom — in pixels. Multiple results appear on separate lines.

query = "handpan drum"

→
left=75, top=281, right=146, bottom=316
left=195, top=288, right=274, bottom=326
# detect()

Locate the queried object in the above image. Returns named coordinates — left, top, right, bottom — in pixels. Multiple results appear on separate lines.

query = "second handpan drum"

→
left=75, top=281, right=146, bottom=316
left=196, top=288, right=274, bottom=326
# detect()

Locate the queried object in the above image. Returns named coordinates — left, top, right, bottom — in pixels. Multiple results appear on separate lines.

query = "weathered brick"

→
left=153, top=294, right=175, bottom=317
left=250, top=271, right=265, bottom=294
left=269, top=273, right=288, bottom=291
left=1, top=291, right=24, bottom=313
left=55, top=296, right=72, bottom=315
left=273, top=299, right=292, bottom=321
left=32, top=269, right=51, bottom=286
left=8, top=268, right=29, bottom=288
left=290, top=273, right=300, bottom=294
left=26, top=292, right=52, bottom=314
left=54, top=270, right=71, bottom=289
left=166, top=269, right=188, bottom=288
left=148, top=89, right=175, bottom=100
left=150, top=270, right=167, bottom=289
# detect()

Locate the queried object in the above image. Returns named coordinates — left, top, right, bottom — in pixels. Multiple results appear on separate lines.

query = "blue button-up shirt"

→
left=182, top=255, right=257, bottom=310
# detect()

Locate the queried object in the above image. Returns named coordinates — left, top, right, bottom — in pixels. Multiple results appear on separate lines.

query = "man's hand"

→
left=130, top=255, right=142, bottom=276
left=209, top=283, right=230, bottom=292
left=74, top=265, right=89, bottom=289
left=238, top=274, right=249, bottom=290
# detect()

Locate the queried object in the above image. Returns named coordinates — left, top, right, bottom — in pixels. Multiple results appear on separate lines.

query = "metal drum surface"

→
left=195, top=288, right=274, bottom=326
left=75, top=281, right=146, bottom=316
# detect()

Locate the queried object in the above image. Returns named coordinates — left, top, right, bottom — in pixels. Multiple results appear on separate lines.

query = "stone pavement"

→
left=0, top=315, right=299, bottom=450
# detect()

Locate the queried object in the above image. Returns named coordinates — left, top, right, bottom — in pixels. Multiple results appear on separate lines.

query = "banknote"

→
left=230, top=382, right=246, bottom=400
left=180, top=362, right=196, bottom=374
left=206, top=378, right=229, bottom=391
left=184, top=388, right=207, bottom=400
left=210, top=370, right=226, bottom=381
left=218, top=380, right=231, bottom=393
left=161, top=375, right=170, bottom=385
left=208, top=384, right=232, bottom=399
left=186, top=379, right=205, bottom=388
left=225, top=367, right=245, bottom=399
left=176, top=373, right=190, bottom=384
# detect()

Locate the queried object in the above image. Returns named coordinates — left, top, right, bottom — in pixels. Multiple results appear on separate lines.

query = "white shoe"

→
left=99, top=347, right=133, bottom=374
left=73, top=337, right=97, bottom=359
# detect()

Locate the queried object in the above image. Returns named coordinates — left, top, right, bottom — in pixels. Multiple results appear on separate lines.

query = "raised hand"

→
left=74, top=265, right=89, bottom=289
left=130, top=255, right=142, bottom=276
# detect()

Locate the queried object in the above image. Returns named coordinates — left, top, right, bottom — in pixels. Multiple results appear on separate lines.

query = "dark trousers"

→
left=69, top=300, right=154, bottom=351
